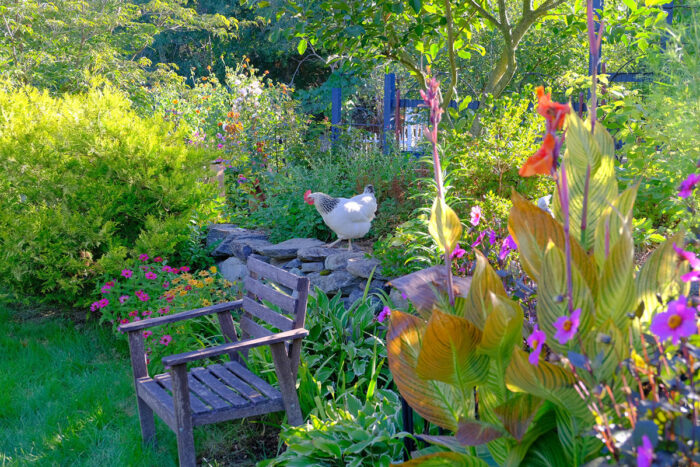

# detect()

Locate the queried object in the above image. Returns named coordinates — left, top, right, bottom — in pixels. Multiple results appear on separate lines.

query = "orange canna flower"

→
left=519, top=133, right=556, bottom=177
left=536, top=86, right=570, bottom=131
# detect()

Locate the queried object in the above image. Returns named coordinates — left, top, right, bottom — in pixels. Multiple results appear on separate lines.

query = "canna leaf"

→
left=387, top=310, right=468, bottom=431
left=492, top=393, right=543, bottom=442
left=596, top=223, right=636, bottom=332
left=429, top=196, right=463, bottom=256
left=479, top=293, right=523, bottom=367
left=388, top=266, right=472, bottom=316
left=400, top=451, right=489, bottom=466
left=536, top=242, right=595, bottom=354
left=509, top=190, right=597, bottom=295
left=416, top=308, right=490, bottom=390
left=593, top=184, right=638, bottom=269
left=462, top=249, right=507, bottom=329
left=636, top=231, right=689, bottom=323
left=455, top=420, right=504, bottom=446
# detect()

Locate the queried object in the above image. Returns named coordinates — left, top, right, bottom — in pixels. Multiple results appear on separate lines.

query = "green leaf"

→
left=593, top=184, right=638, bottom=269
left=429, top=197, right=463, bottom=256
left=408, top=0, right=422, bottom=14
left=401, top=452, right=489, bottom=466
left=455, top=421, right=504, bottom=446
left=479, top=293, right=523, bottom=368
left=492, top=394, right=543, bottom=442
left=416, top=308, right=490, bottom=390
left=462, top=250, right=507, bottom=328
left=297, top=38, right=308, bottom=55
left=621, top=0, right=638, bottom=10
left=595, top=225, right=636, bottom=332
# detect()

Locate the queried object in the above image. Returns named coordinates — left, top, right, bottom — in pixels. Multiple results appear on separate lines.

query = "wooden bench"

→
left=119, top=257, right=310, bottom=466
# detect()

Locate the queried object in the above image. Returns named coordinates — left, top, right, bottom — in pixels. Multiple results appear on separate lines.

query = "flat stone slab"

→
left=207, top=224, right=266, bottom=248
left=325, top=252, right=366, bottom=270
left=258, top=238, right=324, bottom=259
left=307, top=270, right=362, bottom=295
left=346, top=257, right=386, bottom=280
left=212, top=236, right=272, bottom=260
left=301, top=262, right=324, bottom=273
left=217, top=257, right=248, bottom=283
left=297, top=246, right=343, bottom=262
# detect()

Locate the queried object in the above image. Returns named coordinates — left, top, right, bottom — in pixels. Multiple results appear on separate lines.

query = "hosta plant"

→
left=385, top=9, right=694, bottom=463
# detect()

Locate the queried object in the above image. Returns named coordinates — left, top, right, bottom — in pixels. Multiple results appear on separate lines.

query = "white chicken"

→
left=304, top=185, right=377, bottom=250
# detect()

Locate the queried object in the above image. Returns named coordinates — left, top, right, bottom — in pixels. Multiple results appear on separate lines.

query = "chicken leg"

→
left=327, top=238, right=342, bottom=248
left=347, top=239, right=353, bottom=251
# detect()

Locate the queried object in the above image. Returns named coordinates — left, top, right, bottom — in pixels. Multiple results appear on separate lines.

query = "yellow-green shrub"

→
left=0, top=83, right=218, bottom=306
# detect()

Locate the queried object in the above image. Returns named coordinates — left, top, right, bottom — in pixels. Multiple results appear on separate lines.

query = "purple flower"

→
left=90, top=302, right=99, bottom=312
left=451, top=244, right=466, bottom=259
left=138, top=254, right=149, bottom=262
left=377, top=306, right=391, bottom=323
left=401, top=292, right=407, bottom=300
left=217, top=143, right=224, bottom=149
left=119, top=295, right=130, bottom=304
left=471, top=231, right=486, bottom=248
left=100, top=285, right=112, bottom=294
left=682, top=270, right=700, bottom=282
left=650, top=296, right=698, bottom=345
left=145, top=272, right=157, bottom=280
left=526, top=325, right=546, bottom=366
left=673, top=243, right=700, bottom=269
left=97, top=298, right=109, bottom=308
left=679, top=173, right=700, bottom=198
left=137, top=292, right=150, bottom=302
left=121, top=269, right=133, bottom=279
left=488, top=230, right=496, bottom=245
left=637, top=434, right=653, bottom=467
left=470, top=206, right=482, bottom=226
left=553, top=308, right=581, bottom=345
left=499, top=235, right=517, bottom=260
left=160, top=334, right=172, bottom=346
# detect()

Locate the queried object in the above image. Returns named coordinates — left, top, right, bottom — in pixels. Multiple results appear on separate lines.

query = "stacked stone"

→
left=208, top=224, right=389, bottom=311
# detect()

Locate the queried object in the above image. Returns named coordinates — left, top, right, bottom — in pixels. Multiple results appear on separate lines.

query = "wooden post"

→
left=171, top=363, right=196, bottom=467
left=383, top=73, right=396, bottom=154
left=217, top=310, right=241, bottom=363
left=588, top=0, right=603, bottom=77
left=270, top=342, right=303, bottom=426
left=331, top=87, right=341, bottom=145
left=127, top=331, right=156, bottom=444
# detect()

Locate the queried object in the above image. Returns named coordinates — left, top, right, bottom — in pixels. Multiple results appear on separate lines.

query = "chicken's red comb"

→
left=303, top=189, right=313, bottom=205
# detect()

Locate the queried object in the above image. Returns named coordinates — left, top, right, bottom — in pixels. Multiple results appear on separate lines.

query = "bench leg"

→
left=270, top=342, right=304, bottom=426
left=136, top=396, right=156, bottom=444
left=171, top=364, right=196, bottom=467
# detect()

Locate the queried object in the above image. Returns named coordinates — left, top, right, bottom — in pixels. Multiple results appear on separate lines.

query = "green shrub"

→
left=0, top=83, right=219, bottom=306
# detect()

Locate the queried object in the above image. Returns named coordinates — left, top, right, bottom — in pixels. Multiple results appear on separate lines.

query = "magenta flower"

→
left=142, top=310, right=152, bottom=317
left=119, top=318, right=130, bottom=325
left=143, top=330, right=153, bottom=339
left=137, top=292, right=150, bottom=302
left=138, top=254, right=149, bottom=262
left=145, top=272, right=157, bottom=280
left=650, top=296, right=698, bottom=345
left=679, top=173, right=700, bottom=198
left=162, top=281, right=170, bottom=289
left=158, top=306, right=170, bottom=315
left=637, top=435, right=653, bottom=467
left=97, top=298, right=109, bottom=308
left=160, top=335, right=172, bottom=346
left=673, top=243, right=700, bottom=269
left=470, top=206, right=482, bottom=226
left=100, top=285, right=112, bottom=294
left=451, top=244, right=466, bottom=259
left=90, top=302, right=99, bottom=312
left=499, top=235, right=517, bottom=260
left=488, top=230, right=496, bottom=245
left=153, top=256, right=163, bottom=263
left=217, top=143, right=224, bottom=149
left=105, top=281, right=115, bottom=287
left=128, top=310, right=138, bottom=317
left=180, top=266, right=190, bottom=273
left=526, top=325, right=546, bottom=366
left=377, top=306, right=391, bottom=323
left=682, top=270, right=700, bottom=282
left=162, top=265, right=172, bottom=273
left=119, top=295, right=130, bottom=304
left=165, top=295, right=174, bottom=303
left=471, top=231, right=486, bottom=248
left=121, top=269, right=133, bottom=279
left=553, top=308, right=581, bottom=345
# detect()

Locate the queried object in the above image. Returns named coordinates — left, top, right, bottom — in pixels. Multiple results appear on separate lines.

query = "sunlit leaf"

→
left=593, top=184, right=638, bottom=269
left=479, top=293, right=523, bottom=368
left=429, top=196, right=463, bottom=256
left=463, top=250, right=507, bottom=329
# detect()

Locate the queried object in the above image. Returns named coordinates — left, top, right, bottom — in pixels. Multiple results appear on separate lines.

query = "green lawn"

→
left=0, top=301, right=280, bottom=466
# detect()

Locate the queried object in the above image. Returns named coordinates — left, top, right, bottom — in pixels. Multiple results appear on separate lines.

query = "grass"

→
left=0, top=300, right=281, bottom=466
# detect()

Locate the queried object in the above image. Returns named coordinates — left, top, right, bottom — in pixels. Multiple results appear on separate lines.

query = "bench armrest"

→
left=162, top=328, right=308, bottom=367
left=118, top=300, right=243, bottom=333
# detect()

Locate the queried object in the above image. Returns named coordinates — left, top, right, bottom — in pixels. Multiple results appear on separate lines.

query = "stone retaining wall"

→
left=208, top=224, right=399, bottom=311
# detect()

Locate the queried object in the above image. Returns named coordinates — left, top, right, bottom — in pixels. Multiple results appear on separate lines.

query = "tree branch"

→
left=464, top=0, right=501, bottom=29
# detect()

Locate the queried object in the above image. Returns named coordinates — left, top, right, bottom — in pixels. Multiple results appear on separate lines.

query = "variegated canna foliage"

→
left=387, top=112, right=691, bottom=466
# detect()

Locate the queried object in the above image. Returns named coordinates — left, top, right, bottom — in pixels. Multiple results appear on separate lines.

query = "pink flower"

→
left=377, top=306, right=391, bottom=323
left=450, top=244, right=466, bottom=259
left=637, top=434, right=653, bottom=467
left=121, top=269, right=133, bottom=279
left=470, top=206, right=482, bottom=226
left=119, top=318, right=130, bottom=325
left=100, top=285, right=112, bottom=294
left=145, top=272, right=157, bottom=280
left=553, top=308, right=581, bottom=345
left=162, top=281, right=170, bottom=289
left=679, top=173, right=700, bottom=198
left=90, top=302, right=99, bottom=312
left=165, top=295, right=174, bottom=303
left=488, top=230, right=496, bottom=245
left=160, top=335, right=172, bottom=346
left=142, top=310, right=152, bottom=317
left=217, top=143, right=224, bottom=149
left=97, top=298, right=109, bottom=308
left=499, top=235, right=517, bottom=260
left=158, top=306, right=170, bottom=315
left=673, top=243, right=700, bottom=269
left=143, top=330, right=153, bottom=339
left=650, top=296, right=697, bottom=345
left=179, top=266, right=190, bottom=273
left=128, top=310, right=138, bottom=317
left=153, top=256, right=163, bottom=263
left=119, top=295, right=130, bottom=304
left=162, top=265, right=172, bottom=273
left=137, top=292, right=150, bottom=302
left=526, top=325, right=546, bottom=366
left=139, top=254, right=149, bottom=262
left=471, top=231, right=486, bottom=248
left=682, top=270, right=700, bottom=282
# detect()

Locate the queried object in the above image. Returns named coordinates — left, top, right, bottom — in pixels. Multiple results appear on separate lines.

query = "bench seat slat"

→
left=154, top=374, right=210, bottom=414
left=208, top=364, right=270, bottom=405
left=224, top=361, right=280, bottom=401
left=190, top=367, right=248, bottom=407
